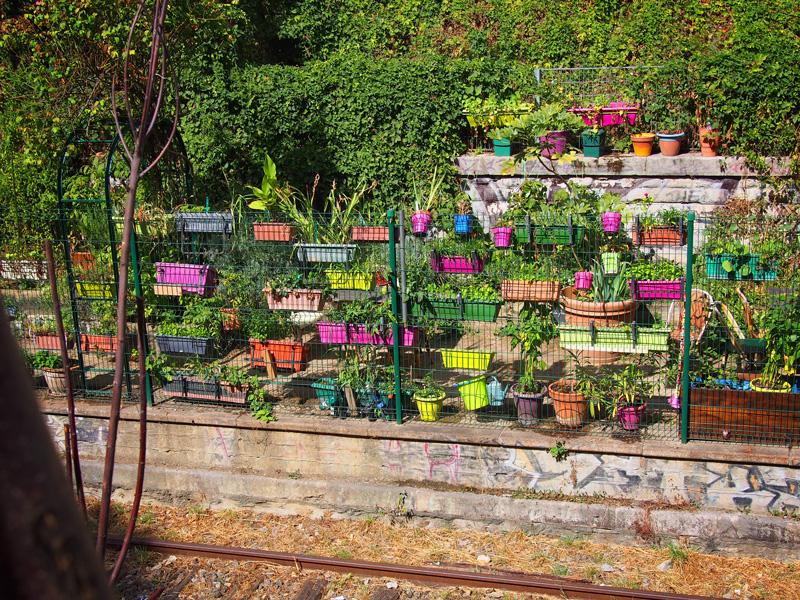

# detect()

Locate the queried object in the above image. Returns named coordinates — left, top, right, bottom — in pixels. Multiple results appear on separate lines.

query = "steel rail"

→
left=107, top=535, right=723, bottom=600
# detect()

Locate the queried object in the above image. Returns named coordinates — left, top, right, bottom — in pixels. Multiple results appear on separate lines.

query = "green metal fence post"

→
left=387, top=209, right=403, bottom=424
left=681, top=213, right=695, bottom=444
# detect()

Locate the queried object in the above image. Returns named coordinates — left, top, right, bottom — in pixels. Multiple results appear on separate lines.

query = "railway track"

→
left=108, top=535, right=724, bottom=600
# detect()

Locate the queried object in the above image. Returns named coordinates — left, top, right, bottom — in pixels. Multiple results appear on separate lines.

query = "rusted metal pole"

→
left=0, top=298, right=113, bottom=599
left=64, top=424, right=72, bottom=489
left=45, top=240, right=86, bottom=518
left=109, top=296, right=149, bottom=583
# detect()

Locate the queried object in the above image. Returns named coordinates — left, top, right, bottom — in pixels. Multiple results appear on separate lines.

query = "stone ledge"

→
left=455, top=153, right=790, bottom=178
left=40, top=397, right=796, bottom=468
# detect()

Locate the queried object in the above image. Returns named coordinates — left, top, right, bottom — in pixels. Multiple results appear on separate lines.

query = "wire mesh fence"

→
left=2, top=203, right=799, bottom=446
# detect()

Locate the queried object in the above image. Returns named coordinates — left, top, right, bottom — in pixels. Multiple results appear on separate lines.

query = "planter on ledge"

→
left=155, top=262, right=216, bottom=296
left=430, top=250, right=485, bottom=274
left=688, top=384, right=800, bottom=444
left=657, top=132, right=684, bottom=157
left=581, top=130, right=605, bottom=158
left=264, top=288, right=324, bottom=311
left=500, top=280, right=561, bottom=303
left=512, top=383, right=547, bottom=426
left=162, top=375, right=248, bottom=405
left=410, top=296, right=501, bottom=322
left=155, top=334, right=215, bottom=356
left=175, top=212, right=233, bottom=235
left=558, top=324, right=671, bottom=353
left=254, top=222, right=296, bottom=242
left=548, top=379, right=588, bottom=427
left=493, top=138, right=512, bottom=157
left=296, top=243, right=357, bottom=263
left=629, top=278, right=684, bottom=301
left=631, top=133, right=656, bottom=157
left=249, top=338, right=308, bottom=372
left=560, top=286, right=638, bottom=327
left=633, top=219, right=687, bottom=246
left=618, top=403, right=647, bottom=431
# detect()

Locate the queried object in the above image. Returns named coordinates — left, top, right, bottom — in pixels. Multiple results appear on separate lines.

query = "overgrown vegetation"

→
left=2, top=0, right=799, bottom=237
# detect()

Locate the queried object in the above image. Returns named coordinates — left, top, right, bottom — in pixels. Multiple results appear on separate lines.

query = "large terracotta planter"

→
left=253, top=222, right=296, bottom=241
left=264, top=288, right=324, bottom=311
left=80, top=333, right=117, bottom=352
left=548, top=379, right=587, bottom=427
left=501, top=280, right=560, bottom=303
left=249, top=338, right=308, bottom=372
left=560, top=286, right=638, bottom=327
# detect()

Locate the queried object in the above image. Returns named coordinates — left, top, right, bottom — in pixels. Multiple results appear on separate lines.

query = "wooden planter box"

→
left=264, top=288, right=324, bottom=311
left=558, top=324, right=671, bottom=353
left=410, top=297, right=501, bottom=322
left=249, top=338, right=308, bottom=372
left=35, top=333, right=74, bottom=350
left=689, top=386, right=800, bottom=445
left=174, top=212, right=232, bottom=234
left=162, top=375, right=248, bottom=404
left=253, top=222, right=296, bottom=241
left=155, top=262, right=217, bottom=296
left=155, top=334, right=215, bottom=356
left=501, top=280, right=560, bottom=302
left=351, top=226, right=394, bottom=242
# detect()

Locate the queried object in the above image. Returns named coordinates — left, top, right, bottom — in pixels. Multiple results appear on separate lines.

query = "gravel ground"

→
left=104, top=499, right=800, bottom=600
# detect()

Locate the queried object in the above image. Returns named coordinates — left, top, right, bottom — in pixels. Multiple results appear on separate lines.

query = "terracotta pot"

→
left=501, top=280, right=560, bottom=302
left=221, top=308, right=241, bottom=331
left=560, top=286, right=639, bottom=327
left=631, top=133, right=656, bottom=157
left=548, top=379, right=587, bottom=427
left=657, top=132, right=684, bottom=157
left=699, top=127, right=720, bottom=157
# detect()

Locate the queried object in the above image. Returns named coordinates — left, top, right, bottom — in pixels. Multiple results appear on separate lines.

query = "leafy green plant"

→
left=30, top=351, right=64, bottom=370
left=588, top=260, right=631, bottom=303
left=245, top=153, right=281, bottom=218
left=245, top=310, right=292, bottom=341
left=411, top=166, right=448, bottom=214
left=549, top=441, right=569, bottom=462
left=414, top=371, right=444, bottom=400
left=496, top=303, right=557, bottom=393
left=627, top=259, right=685, bottom=281
left=145, top=354, right=174, bottom=383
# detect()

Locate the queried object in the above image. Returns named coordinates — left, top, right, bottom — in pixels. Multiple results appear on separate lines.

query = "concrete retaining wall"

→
left=455, top=154, right=784, bottom=229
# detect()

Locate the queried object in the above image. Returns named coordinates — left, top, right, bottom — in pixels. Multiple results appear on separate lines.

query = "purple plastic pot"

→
left=618, top=403, right=647, bottom=431
left=493, top=227, right=512, bottom=248
left=601, top=212, right=622, bottom=233
left=411, top=211, right=432, bottom=234
left=512, top=384, right=546, bottom=426
left=539, top=130, right=568, bottom=158
left=155, top=262, right=216, bottom=296
left=575, top=271, right=593, bottom=290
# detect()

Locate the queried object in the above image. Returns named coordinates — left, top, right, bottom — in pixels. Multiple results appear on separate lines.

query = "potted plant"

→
left=154, top=299, right=220, bottom=356
left=263, top=271, right=326, bottom=311
left=246, top=310, right=308, bottom=372
left=560, top=261, right=638, bottom=327
left=497, top=303, right=557, bottom=425
left=31, top=351, right=80, bottom=396
left=633, top=207, right=687, bottom=246
left=494, top=251, right=562, bottom=303
left=752, top=297, right=800, bottom=394
left=410, top=167, right=446, bottom=235
left=703, top=239, right=777, bottom=281
left=174, top=205, right=233, bottom=235
left=492, top=215, right=514, bottom=249
left=656, top=117, right=685, bottom=157
left=32, top=317, right=74, bottom=350
left=409, top=280, right=501, bottom=322
left=699, top=120, right=722, bottom=157
left=246, top=153, right=297, bottom=242
left=413, top=371, right=446, bottom=422
left=548, top=352, right=589, bottom=427
left=429, top=232, right=491, bottom=275
left=581, top=124, right=605, bottom=158
left=155, top=262, right=217, bottom=297
left=163, top=359, right=256, bottom=405
left=627, top=258, right=685, bottom=300
left=569, top=99, right=639, bottom=127
left=605, top=356, right=658, bottom=430
left=351, top=211, right=394, bottom=242
left=630, top=132, right=656, bottom=157
left=317, top=297, right=418, bottom=346
left=453, top=194, right=473, bottom=235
